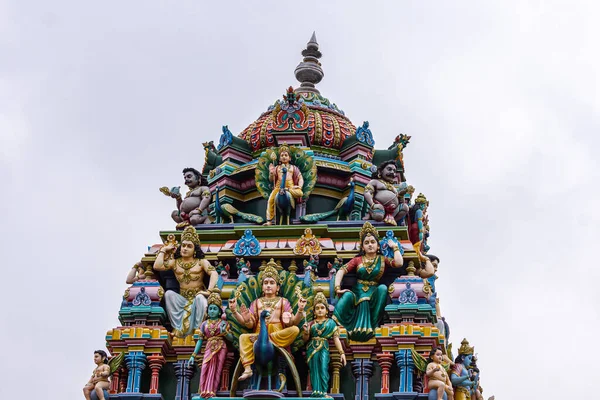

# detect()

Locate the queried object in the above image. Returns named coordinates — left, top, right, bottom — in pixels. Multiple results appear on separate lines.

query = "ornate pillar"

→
left=377, top=353, right=394, bottom=394
left=351, top=359, right=374, bottom=400
left=148, top=354, right=166, bottom=394
left=330, top=353, right=342, bottom=394
left=119, top=367, right=128, bottom=393
left=109, top=369, right=120, bottom=394
left=219, top=351, right=235, bottom=392
left=174, top=360, right=195, bottom=400
left=125, top=351, right=147, bottom=393
left=395, top=349, right=415, bottom=393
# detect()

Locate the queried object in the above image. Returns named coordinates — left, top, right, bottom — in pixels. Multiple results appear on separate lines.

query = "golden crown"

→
left=458, top=338, right=474, bottom=355
left=415, top=193, right=428, bottom=205
left=260, top=259, right=282, bottom=284
left=207, top=290, right=222, bottom=307
left=359, top=221, right=380, bottom=244
left=180, top=226, right=200, bottom=246
left=313, top=290, right=328, bottom=307
left=278, top=142, right=290, bottom=155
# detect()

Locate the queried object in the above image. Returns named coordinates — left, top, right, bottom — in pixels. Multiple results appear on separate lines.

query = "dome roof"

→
left=237, top=33, right=357, bottom=152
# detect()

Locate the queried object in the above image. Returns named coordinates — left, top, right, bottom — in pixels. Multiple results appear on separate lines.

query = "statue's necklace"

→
left=313, top=320, right=328, bottom=336
left=361, top=255, right=378, bottom=274
left=378, top=179, right=396, bottom=192
left=177, top=259, right=200, bottom=284
left=261, top=296, right=280, bottom=310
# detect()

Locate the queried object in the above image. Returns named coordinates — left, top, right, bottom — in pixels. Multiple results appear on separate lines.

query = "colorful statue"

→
left=125, top=261, right=146, bottom=284
left=214, top=185, right=264, bottom=224
left=153, top=226, right=219, bottom=338
left=408, top=193, right=428, bottom=244
left=228, top=262, right=307, bottom=381
left=302, top=291, right=347, bottom=398
left=83, top=350, right=122, bottom=400
left=300, top=178, right=356, bottom=222
left=188, top=291, right=231, bottom=399
left=426, top=347, right=453, bottom=400
left=363, top=160, right=409, bottom=226
left=450, top=339, right=477, bottom=400
left=333, top=221, right=404, bottom=341
left=160, top=167, right=211, bottom=229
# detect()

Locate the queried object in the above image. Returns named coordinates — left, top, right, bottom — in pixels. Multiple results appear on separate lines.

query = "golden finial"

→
left=359, top=221, right=380, bottom=245
left=180, top=226, right=200, bottom=246
left=458, top=338, right=474, bottom=355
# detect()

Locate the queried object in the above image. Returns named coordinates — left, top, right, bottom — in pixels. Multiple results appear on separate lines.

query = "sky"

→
left=1, top=1, right=598, bottom=399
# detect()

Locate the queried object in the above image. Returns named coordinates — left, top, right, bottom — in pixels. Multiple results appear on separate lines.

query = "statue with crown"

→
left=92, top=32, right=493, bottom=400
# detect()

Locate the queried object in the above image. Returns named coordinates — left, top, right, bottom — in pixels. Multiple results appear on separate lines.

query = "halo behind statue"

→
left=255, top=145, right=317, bottom=201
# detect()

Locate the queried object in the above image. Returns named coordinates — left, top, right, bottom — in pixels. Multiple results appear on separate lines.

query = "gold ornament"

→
left=260, top=259, right=282, bottom=284
left=359, top=221, right=380, bottom=245
left=180, top=225, right=200, bottom=246
left=278, top=142, right=290, bottom=155
left=313, top=291, right=328, bottom=307
left=415, top=193, right=428, bottom=205
left=458, top=338, right=474, bottom=355
left=207, top=290, right=222, bottom=307
left=293, top=228, right=322, bottom=256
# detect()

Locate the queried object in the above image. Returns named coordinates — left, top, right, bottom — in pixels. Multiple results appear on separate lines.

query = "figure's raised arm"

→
left=153, top=244, right=176, bottom=271
left=386, top=239, right=404, bottom=267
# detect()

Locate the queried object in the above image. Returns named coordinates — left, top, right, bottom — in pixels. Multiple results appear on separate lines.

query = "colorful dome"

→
left=237, top=33, right=357, bottom=152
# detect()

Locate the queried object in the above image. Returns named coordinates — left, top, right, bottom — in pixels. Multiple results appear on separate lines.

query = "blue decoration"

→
left=395, top=349, right=415, bottom=393
left=356, top=121, right=375, bottom=146
left=217, top=125, right=233, bottom=150
left=380, top=230, right=404, bottom=258
left=399, top=282, right=418, bottom=304
left=132, top=287, right=151, bottom=306
left=233, top=229, right=261, bottom=256
left=125, top=351, right=147, bottom=393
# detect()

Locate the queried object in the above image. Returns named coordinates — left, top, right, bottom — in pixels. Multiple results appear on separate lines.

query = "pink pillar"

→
left=148, top=355, right=166, bottom=394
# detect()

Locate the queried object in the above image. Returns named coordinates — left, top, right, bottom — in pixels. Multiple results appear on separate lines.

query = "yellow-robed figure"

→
left=264, top=144, right=304, bottom=224
left=228, top=263, right=307, bottom=381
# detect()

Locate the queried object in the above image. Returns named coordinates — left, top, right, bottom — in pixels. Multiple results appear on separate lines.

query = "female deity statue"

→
left=82, top=350, right=110, bottom=400
left=333, top=221, right=404, bottom=341
left=188, top=291, right=231, bottom=399
left=426, top=347, right=454, bottom=400
left=153, top=225, right=219, bottom=338
left=302, top=291, right=347, bottom=398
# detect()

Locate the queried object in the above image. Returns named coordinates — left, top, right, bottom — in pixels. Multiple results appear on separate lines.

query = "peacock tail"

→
left=299, top=209, right=337, bottom=223
left=226, top=269, right=313, bottom=353
left=221, top=203, right=237, bottom=216
left=255, top=150, right=275, bottom=199
left=108, top=352, right=125, bottom=374
left=411, top=349, right=428, bottom=374
left=235, top=210, right=265, bottom=224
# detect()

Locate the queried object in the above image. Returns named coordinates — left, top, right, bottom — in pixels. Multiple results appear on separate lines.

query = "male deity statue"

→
left=451, top=339, right=478, bottom=400
left=264, top=144, right=304, bottom=225
left=228, top=263, right=307, bottom=381
left=363, top=160, right=409, bottom=226
left=153, top=226, right=219, bottom=338
left=160, top=167, right=212, bottom=229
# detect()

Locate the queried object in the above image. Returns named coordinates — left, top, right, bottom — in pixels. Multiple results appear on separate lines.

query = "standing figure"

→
left=264, top=144, right=304, bottom=225
left=153, top=226, right=219, bottom=338
left=83, top=350, right=110, bottom=400
left=426, top=347, right=454, bottom=400
left=302, top=291, right=347, bottom=398
left=160, top=167, right=212, bottom=229
left=228, top=263, right=307, bottom=380
left=188, top=291, right=231, bottom=399
left=363, top=160, right=409, bottom=226
left=333, top=221, right=404, bottom=341
left=450, top=339, right=477, bottom=400
left=408, top=193, right=428, bottom=245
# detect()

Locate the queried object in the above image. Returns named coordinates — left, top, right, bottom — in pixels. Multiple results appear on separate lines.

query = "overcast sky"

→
left=1, top=1, right=598, bottom=399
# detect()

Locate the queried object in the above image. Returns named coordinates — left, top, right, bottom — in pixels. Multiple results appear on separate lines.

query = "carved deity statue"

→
left=364, top=160, right=409, bottom=226
left=160, top=167, right=212, bottom=229
left=265, top=144, right=303, bottom=225
left=302, top=291, right=346, bottom=398
left=426, top=347, right=454, bottom=400
left=83, top=350, right=111, bottom=400
left=228, top=262, right=307, bottom=381
left=153, top=226, right=219, bottom=338
left=451, top=339, right=477, bottom=400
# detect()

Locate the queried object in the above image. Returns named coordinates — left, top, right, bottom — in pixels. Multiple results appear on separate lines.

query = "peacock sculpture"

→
left=214, top=185, right=264, bottom=224
left=300, top=178, right=356, bottom=222
left=275, top=167, right=293, bottom=225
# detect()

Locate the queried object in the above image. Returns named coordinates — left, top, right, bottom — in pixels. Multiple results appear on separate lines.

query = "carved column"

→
left=377, top=353, right=394, bottom=394
left=119, top=367, right=128, bottom=393
left=219, top=351, right=235, bottom=392
left=109, top=369, right=120, bottom=394
left=395, top=349, right=415, bottom=393
left=330, top=353, right=342, bottom=394
left=148, top=354, right=166, bottom=394
left=174, top=360, right=195, bottom=400
left=351, top=359, right=374, bottom=400
left=125, top=352, right=147, bottom=393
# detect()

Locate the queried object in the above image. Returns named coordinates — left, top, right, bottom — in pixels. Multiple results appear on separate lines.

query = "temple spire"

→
left=294, top=31, right=324, bottom=94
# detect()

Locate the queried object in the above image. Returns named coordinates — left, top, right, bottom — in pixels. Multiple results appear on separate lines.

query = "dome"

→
left=237, top=32, right=357, bottom=152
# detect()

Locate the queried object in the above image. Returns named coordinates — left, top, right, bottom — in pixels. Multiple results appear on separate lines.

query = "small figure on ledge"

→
left=333, top=221, right=404, bottom=341
left=188, top=291, right=231, bottom=399
left=363, top=160, right=409, bottom=226
left=160, top=167, right=212, bottom=229
left=82, top=350, right=110, bottom=400
left=264, top=144, right=304, bottom=225
left=228, top=263, right=307, bottom=381
left=153, top=226, right=219, bottom=338
left=426, top=347, right=453, bottom=400
left=125, top=261, right=146, bottom=284
left=302, top=290, right=346, bottom=398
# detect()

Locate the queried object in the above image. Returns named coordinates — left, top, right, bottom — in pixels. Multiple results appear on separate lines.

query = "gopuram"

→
left=86, top=33, right=490, bottom=400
